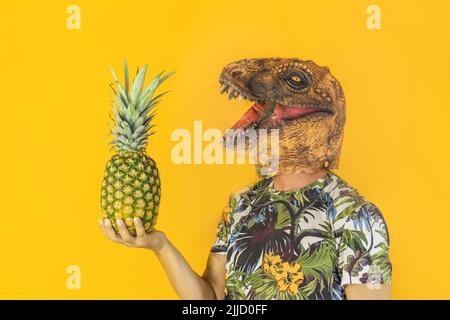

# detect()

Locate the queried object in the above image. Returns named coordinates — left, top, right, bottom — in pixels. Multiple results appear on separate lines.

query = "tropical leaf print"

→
left=340, top=229, right=368, bottom=253
left=371, top=229, right=392, bottom=283
left=223, top=263, right=248, bottom=300
left=232, top=209, right=291, bottom=273
left=343, top=251, right=370, bottom=279
left=211, top=172, right=392, bottom=300
left=296, top=242, right=335, bottom=291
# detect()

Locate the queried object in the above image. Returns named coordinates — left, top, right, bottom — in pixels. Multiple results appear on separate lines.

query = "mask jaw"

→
left=256, top=112, right=345, bottom=177
left=230, top=103, right=266, bottom=131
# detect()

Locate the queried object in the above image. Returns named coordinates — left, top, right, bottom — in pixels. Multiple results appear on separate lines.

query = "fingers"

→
left=116, top=219, right=133, bottom=243
left=134, top=217, right=146, bottom=238
left=101, top=218, right=122, bottom=243
left=99, top=218, right=108, bottom=237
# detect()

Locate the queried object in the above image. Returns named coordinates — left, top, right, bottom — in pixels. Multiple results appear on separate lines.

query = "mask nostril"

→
left=231, top=70, right=243, bottom=77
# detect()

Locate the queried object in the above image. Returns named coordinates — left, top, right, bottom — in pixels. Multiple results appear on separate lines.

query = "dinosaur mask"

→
left=219, top=57, right=346, bottom=175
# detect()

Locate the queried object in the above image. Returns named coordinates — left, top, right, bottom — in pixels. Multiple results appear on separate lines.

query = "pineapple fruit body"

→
left=101, top=152, right=160, bottom=236
left=101, top=61, right=173, bottom=235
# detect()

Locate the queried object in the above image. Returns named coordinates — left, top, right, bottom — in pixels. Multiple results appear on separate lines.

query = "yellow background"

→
left=0, top=0, right=449, bottom=299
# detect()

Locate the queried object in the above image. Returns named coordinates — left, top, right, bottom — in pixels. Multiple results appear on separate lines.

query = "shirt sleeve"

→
left=210, top=197, right=233, bottom=255
left=337, top=202, right=392, bottom=287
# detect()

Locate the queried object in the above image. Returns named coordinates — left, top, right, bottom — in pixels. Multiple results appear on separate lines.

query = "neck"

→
left=272, top=170, right=328, bottom=191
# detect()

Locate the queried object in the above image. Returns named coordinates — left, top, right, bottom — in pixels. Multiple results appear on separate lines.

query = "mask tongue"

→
left=272, top=104, right=320, bottom=121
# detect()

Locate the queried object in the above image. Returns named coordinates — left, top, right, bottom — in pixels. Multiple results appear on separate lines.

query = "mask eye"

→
left=284, top=71, right=309, bottom=90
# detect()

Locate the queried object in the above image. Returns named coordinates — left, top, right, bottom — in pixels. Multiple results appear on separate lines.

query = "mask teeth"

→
left=219, top=81, right=252, bottom=102
left=220, top=83, right=229, bottom=94
left=228, top=89, right=237, bottom=100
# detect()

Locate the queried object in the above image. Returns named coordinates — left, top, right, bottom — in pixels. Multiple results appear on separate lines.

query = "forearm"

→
left=345, top=284, right=392, bottom=300
left=155, top=238, right=216, bottom=300
left=100, top=219, right=219, bottom=300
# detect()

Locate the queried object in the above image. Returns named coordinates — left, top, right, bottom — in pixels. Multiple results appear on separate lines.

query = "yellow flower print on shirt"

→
left=274, top=262, right=305, bottom=295
left=222, top=207, right=231, bottom=224
left=263, top=252, right=282, bottom=275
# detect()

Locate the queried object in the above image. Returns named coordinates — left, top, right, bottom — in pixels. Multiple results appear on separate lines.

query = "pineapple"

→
left=101, top=61, right=173, bottom=235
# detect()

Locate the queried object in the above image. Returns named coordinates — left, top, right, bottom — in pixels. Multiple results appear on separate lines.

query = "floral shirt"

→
left=211, top=172, right=392, bottom=300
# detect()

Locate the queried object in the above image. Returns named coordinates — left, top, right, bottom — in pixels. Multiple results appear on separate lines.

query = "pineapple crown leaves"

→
left=108, top=60, right=174, bottom=153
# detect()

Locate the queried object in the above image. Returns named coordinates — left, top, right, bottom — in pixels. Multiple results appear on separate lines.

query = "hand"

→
left=99, top=217, right=167, bottom=254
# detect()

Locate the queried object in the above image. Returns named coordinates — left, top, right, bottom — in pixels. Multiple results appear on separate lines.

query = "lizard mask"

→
left=219, top=57, right=346, bottom=176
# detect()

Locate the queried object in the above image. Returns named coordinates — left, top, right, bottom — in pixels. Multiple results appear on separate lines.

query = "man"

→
left=99, top=58, right=392, bottom=300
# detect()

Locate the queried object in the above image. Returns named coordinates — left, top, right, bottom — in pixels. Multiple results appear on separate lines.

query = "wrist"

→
left=150, top=232, right=168, bottom=256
